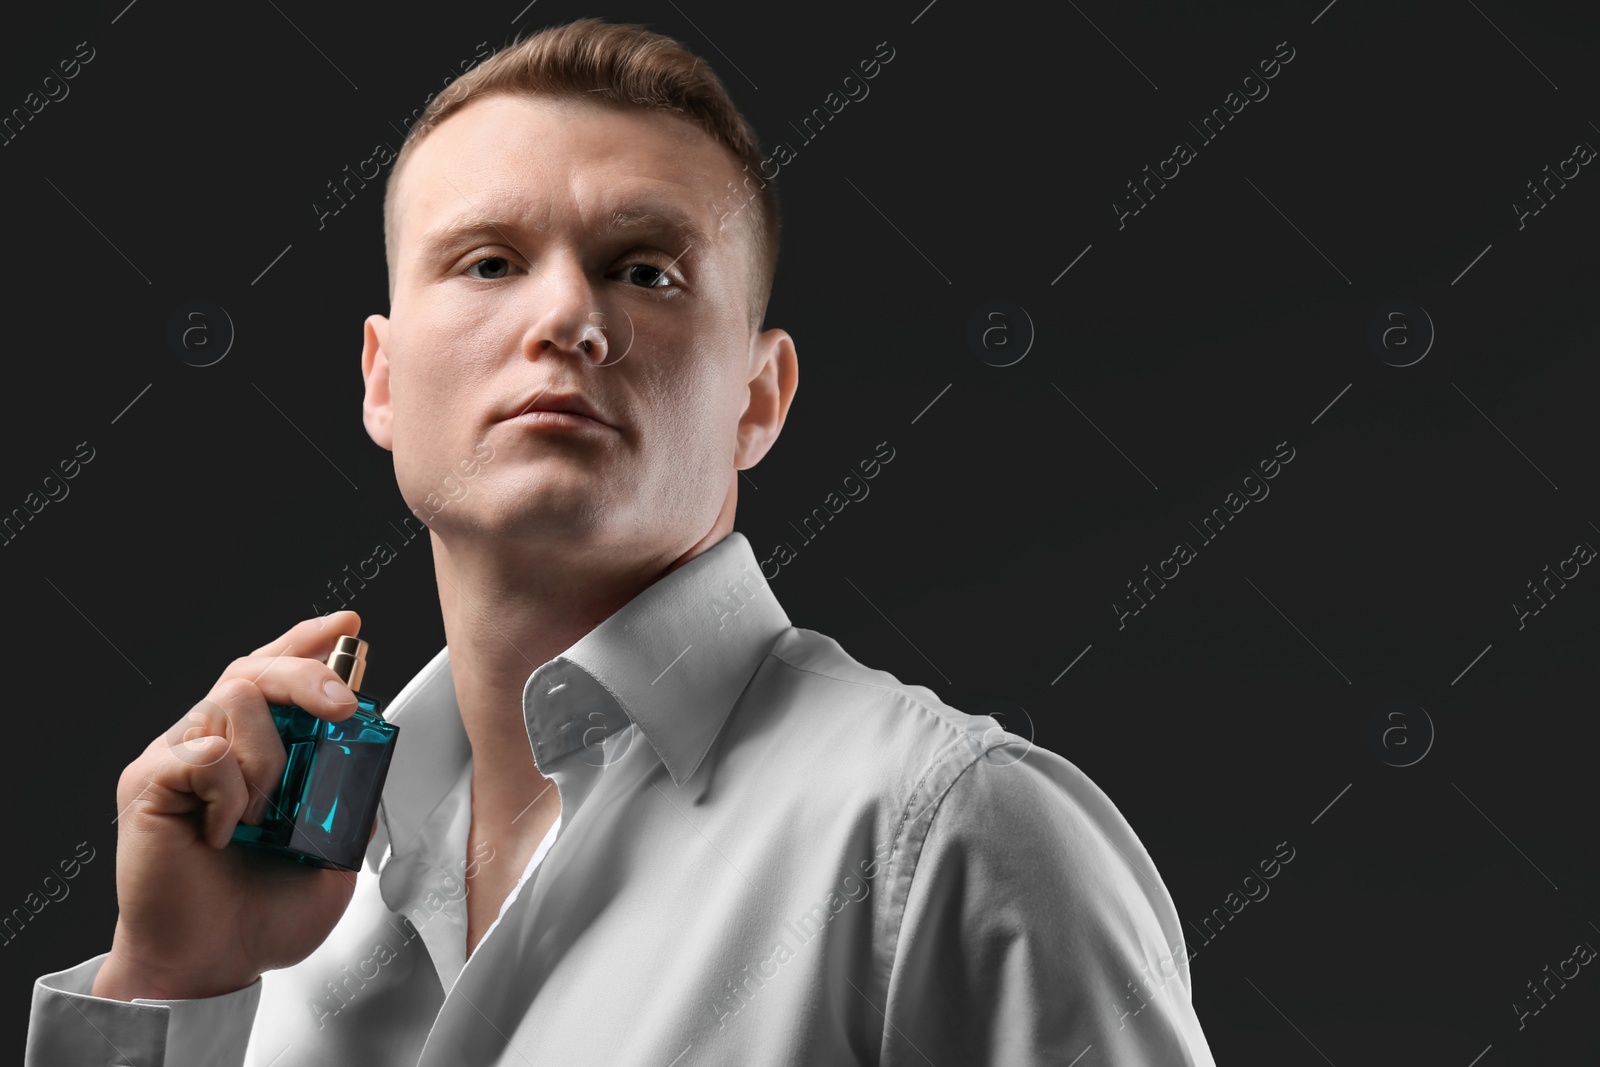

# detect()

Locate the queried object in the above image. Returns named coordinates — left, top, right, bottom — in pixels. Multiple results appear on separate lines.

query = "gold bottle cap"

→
left=326, top=635, right=369, bottom=692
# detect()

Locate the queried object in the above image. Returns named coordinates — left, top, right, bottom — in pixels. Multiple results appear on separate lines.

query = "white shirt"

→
left=26, top=531, right=1217, bottom=1065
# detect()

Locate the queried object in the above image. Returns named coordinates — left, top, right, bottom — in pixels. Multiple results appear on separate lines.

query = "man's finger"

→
left=248, top=611, right=362, bottom=661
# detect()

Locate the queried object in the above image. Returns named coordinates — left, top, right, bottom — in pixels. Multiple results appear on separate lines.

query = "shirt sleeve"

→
left=878, top=747, right=1218, bottom=1066
left=25, top=953, right=262, bottom=1067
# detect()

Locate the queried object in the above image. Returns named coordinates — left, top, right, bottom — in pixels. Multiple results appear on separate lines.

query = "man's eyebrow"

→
left=604, top=205, right=711, bottom=250
left=416, top=204, right=711, bottom=260
left=417, top=215, right=513, bottom=260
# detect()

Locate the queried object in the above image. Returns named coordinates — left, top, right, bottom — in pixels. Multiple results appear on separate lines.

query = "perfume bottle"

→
left=230, top=635, right=400, bottom=872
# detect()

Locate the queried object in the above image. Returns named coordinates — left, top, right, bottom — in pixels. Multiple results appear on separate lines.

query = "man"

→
left=26, top=18, right=1216, bottom=1065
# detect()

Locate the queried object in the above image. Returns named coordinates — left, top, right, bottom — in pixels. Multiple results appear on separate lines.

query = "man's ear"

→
left=736, top=327, right=798, bottom=470
left=361, top=314, right=395, bottom=452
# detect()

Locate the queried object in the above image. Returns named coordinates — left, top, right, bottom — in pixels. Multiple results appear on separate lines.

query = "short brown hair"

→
left=382, top=17, right=780, bottom=331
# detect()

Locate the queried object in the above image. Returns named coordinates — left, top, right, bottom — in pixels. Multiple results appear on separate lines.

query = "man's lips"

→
left=503, top=389, right=610, bottom=427
left=506, top=409, right=606, bottom=431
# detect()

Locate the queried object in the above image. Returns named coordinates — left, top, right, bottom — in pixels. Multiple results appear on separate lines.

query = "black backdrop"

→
left=3, top=0, right=1597, bottom=1062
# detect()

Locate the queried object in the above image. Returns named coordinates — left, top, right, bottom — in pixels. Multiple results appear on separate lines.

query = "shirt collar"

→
left=372, top=531, right=788, bottom=865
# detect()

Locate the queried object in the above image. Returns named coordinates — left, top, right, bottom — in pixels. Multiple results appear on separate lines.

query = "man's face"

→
left=362, top=94, right=784, bottom=563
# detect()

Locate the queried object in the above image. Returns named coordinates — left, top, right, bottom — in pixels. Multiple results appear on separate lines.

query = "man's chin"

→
left=427, top=505, right=616, bottom=546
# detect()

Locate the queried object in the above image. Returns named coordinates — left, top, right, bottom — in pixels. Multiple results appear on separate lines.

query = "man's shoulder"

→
left=763, top=625, right=973, bottom=733
left=745, top=626, right=1168, bottom=905
left=749, top=625, right=1013, bottom=792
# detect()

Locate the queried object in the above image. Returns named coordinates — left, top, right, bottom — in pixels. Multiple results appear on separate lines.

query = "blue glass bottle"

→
left=230, top=635, right=399, bottom=872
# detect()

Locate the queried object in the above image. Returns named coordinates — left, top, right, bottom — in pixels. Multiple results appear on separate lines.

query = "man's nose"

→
left=521, top=252, right=609, bottom=366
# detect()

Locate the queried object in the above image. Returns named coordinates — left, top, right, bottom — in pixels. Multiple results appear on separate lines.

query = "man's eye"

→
left=464, top=255, right=514, bottom=281
left=620, top=263, right=673, bottom=289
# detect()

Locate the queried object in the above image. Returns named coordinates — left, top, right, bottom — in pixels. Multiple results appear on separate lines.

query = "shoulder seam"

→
left=768, top=644, right=953, bottom=721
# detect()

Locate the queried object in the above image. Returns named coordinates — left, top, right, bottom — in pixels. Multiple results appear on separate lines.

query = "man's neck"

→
left=429, top=518, right=732, bottom=837
left=429, top=489, right=739, bottom=954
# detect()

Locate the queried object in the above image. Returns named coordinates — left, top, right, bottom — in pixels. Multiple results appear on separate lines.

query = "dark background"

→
left=3, top=0, right=1597, bottom=1062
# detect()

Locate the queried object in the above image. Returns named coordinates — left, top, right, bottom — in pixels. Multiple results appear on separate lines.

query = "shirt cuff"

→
left=26, top=953, right=262, bottom=1067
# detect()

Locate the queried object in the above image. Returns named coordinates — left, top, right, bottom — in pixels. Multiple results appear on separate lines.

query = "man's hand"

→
left=91, top=612, right=372, bottom=1002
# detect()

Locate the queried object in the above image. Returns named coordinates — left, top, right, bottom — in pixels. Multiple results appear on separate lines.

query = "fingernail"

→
left=323, top=678, right=357, bottom=704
